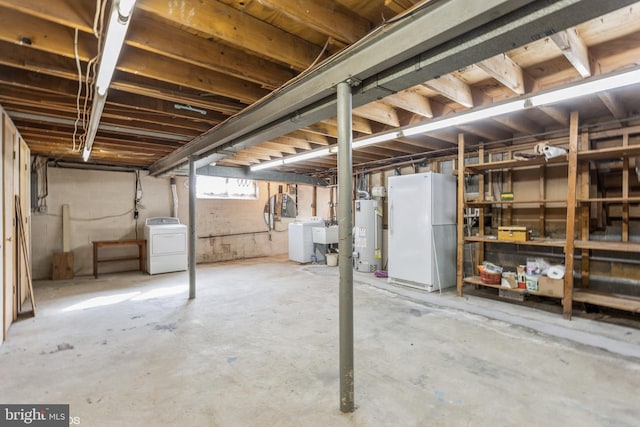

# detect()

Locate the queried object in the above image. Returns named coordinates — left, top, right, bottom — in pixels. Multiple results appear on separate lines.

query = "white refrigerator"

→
left=388, top=172, right=457, bottom=292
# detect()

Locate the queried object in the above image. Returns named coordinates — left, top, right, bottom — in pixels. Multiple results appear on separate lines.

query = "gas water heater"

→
left=353, top=199, right=382, bottom=272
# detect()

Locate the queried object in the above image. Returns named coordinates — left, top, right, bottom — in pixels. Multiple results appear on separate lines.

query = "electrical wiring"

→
left=134, top=171, right=144, bottom=239
left=92, top=0, right=101, bottom=37
left=79, top=0, right=107, bottom=153
left=73, top=28, right=82, bottom=152
left=43, top=208, right=135, bottom=222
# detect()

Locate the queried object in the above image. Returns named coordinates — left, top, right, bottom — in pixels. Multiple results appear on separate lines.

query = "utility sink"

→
left=312, top=225, right=339, bottom=244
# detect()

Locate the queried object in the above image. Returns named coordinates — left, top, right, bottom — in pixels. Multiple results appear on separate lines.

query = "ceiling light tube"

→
left=250, top=159, right=284, bottom=171
left=282, top=148, right=331, bottom=164
left=95, top=0, right=136, bottom=96
left=118, top=0, right=137, bottom=20
left=401, top=100, right=525, bottom=137
left=351, top=65, right=640, bottom=148
left=352, top=131, right=403, bottom=149
left=84, top=0, right=136, bottom=162
left=82, top=93, right=107, bottom=161
left=528, top=66, right=640, bottom=107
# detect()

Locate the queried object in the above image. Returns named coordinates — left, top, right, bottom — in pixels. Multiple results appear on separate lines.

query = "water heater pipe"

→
left=170, top=177, right=178, bottom=218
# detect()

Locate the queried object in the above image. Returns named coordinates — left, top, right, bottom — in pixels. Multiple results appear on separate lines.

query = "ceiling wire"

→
left=68, top=0, right=105, bottom=157
left=72, top=28, right=82, bottom=152
left=79, top=0, right=107, bottom=153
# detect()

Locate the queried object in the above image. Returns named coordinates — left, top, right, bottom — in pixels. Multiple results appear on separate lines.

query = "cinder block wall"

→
left=174, top=178, right=331, bottom=263
left=31, top=168, right=171, bottom=279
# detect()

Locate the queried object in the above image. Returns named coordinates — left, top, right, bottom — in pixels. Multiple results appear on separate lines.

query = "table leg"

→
left=93, top=243, right=98, bottom=279
left=140, top=241, right=146, bottom=274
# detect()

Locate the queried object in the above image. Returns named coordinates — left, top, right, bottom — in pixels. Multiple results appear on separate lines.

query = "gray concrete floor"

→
left=1, top=256, right=639, bottom=426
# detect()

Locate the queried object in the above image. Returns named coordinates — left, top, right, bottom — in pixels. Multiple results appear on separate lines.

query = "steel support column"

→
left=337, top=81, right=354, bottom=413
left=189, top=155, right=197, bottom=299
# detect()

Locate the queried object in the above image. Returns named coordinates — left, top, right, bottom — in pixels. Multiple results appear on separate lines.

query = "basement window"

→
left=196, top=176, right=258, bottom=200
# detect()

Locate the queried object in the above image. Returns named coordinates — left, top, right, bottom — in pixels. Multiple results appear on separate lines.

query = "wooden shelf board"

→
left=465, top=156, right=566, bottom=172
left=574, top=240, right=640, bottom=253
left=578, top=197, right=640, bottom=203
left=466, top=199, right=566, bottom=206
left=462, top=276, right=561, bottom=298
left=573, top=289, right=640, bottom=313
left=578, top=145, right=640, bottom=161
left=463, top=276, right=523, bottom=291
left=465, top=236, right=566, bottom=247
left=96, top=256, right=142, bottom=264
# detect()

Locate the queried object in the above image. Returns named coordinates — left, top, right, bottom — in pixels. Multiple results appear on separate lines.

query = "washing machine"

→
left=144, top=217, right=188, bottom=274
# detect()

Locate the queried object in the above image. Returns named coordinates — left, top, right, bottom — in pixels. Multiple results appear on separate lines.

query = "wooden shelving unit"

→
left=572, top=290, right=640, bottom=313
left=466, top=199, right=567, bottom=206
left=462, top=276, right=562, bottom=299
left=464, top=236, right=566, bottom=248
left=457, top=114, right=640, bottom=320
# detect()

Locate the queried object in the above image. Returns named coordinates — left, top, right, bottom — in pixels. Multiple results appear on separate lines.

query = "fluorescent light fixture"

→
left=95, top=0, right=136, bottom=96
left=528, top=67, right=640, bottom=107
left=250, top=148, right=333, bottom=171
left=248, top=66, right=640, bottom=171
left=118, top=0, right=136, bottom=19
left=282, top=148, right=330, bottom=164
left=83, top=0, right=136, bottom=162
left=250, top=159, right=283, bottom=171
left=353, top=65, right=640, bottom=147
left=352, top=131, right=403, bottom=149
left=401, top=100, right=525, bottom=137
left=82, top=93, right=107, bottom=161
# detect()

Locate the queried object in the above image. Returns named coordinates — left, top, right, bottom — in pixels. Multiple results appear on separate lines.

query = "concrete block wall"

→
left=174, top=178, right=330, bottom=263
left=32, top=167, right=334, bottom=279
left=31, top=168, right=171, bottom=279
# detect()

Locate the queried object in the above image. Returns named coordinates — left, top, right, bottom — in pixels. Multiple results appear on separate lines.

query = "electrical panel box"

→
left=371, top=186, right=387, bottom=197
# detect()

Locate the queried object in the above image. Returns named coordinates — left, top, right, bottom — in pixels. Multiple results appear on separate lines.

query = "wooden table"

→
left=92, top=239, right=146, bottom=278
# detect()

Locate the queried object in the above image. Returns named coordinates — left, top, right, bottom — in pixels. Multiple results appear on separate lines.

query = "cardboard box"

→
left=498, top=226, right=529, bottom=242
left=537, top=276, right=564, bottom=298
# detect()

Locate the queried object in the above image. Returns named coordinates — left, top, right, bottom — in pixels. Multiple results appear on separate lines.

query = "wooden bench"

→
left=92, top=239, right=146, bottom=278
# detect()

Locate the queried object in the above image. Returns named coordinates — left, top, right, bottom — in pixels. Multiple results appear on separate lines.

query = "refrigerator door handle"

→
left=388, top=201, right=392, bottom=236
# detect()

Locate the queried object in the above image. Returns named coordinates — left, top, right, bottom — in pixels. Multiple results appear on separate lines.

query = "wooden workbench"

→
left=92, top=239, right=146, bottom=278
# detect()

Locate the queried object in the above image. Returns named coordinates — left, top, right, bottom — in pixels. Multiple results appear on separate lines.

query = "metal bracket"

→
left=174, top=104, right=207, bottom=115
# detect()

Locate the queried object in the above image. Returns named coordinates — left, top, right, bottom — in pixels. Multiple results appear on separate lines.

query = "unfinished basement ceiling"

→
left=1, top=0, right=640, bottom=175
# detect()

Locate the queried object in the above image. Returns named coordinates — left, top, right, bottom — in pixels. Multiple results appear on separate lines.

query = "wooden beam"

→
left=272, top=136, right=312, bottom=150
left=539, top=106, right=569, bottom=127
left=423, top=74, right=473, bottom=108
left=289, top=130, right=331, bottom=146
left=257, top=142, right=298, bottom=155
left=118, top=48, right=268, bottom=104
left=128, top=15, right=296, bottom=89
left=579, top=130, right=590, bottom=288
left=353, top=101, right=400, bottom=127
left=255, top=0, right=370, bottom=44
left=137, top=0, right=322, bottom=71
left=324, top=117, right=373, bottom=135
left=0, top=0, right=94, bottom=33
left=4, top=102, right=207, bottom=136
left=0, top=8, right=96, bottom=60
left=563, top=111, right=579, bottom=320
left=622, top=133, right=630, bottom=242
left=598, top=92, right=627, bottom=120
left=383, top=89, right=433, bottom=118
left=111, top=79, right=243, bottom=116
left=457, top=123, right=512, bottom=141
left=491, top=114, right=544, bottom=136
left=456, top=133, right=465, bottom=296
left=477, top=53, right=525, bottom=95
left=551, top=28, right=591, bottom=78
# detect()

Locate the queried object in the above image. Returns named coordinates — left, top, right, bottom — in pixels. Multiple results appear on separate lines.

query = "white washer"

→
left=144, top=217, right=188, bottom=275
